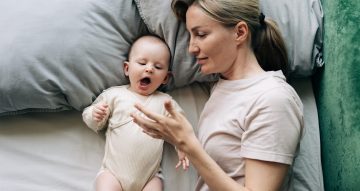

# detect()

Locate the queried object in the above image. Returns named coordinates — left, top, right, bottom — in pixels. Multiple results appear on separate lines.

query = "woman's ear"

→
left=234, top=21, right=248, bottom=44
left=123, top=61, right=129, bottom=76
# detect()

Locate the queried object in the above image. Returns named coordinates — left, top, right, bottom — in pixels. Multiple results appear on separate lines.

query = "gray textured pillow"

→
left=0, top=0, right=148, bottom=115
left=134, top=0, right=324, bottom=78
left=0, top=0, right=324, bottom=116
left=260, top=0, right=324, bottom=77
left=134, top=0, right=218, bottom=89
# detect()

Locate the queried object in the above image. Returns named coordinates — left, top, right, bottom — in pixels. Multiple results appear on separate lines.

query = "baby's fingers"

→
left=99, top=104, right=108, bottom=112
left=93, top=114, right=104, bottom=122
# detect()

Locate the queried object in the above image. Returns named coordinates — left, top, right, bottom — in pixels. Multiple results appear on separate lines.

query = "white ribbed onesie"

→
left=82, top=85, right=182, bottom=191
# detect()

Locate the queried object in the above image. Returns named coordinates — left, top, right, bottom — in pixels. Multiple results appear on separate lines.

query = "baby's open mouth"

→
left=140, top=77, right=151, bottom=86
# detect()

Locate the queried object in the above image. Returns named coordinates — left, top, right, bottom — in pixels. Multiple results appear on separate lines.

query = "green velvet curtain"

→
left=313, top=0, right=360, bottom=190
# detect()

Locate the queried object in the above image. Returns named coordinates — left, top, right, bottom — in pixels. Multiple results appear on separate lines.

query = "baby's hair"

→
left=127, top=35, right=172, bottom=72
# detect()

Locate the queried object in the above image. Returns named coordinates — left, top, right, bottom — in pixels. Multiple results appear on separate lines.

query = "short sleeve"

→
left=240, top=88, right=303, bottom=165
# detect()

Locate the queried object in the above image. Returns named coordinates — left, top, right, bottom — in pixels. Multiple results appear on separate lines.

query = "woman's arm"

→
left=183, top=135, right=289, bottom=191
left=245, top=159, right=289, bottom=191
left=131, top=101, right=288, bottom=191
left=186, top=136, right=248, bottom=191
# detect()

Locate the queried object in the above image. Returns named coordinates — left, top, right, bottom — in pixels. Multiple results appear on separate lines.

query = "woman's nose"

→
left=188, top=39, right=199, bottom=55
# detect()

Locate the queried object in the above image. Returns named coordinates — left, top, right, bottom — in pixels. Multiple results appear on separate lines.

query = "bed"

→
left=0, top=0, right=324, bottom=190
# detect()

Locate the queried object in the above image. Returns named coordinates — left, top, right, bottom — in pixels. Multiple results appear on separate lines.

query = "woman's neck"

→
left=221, top=51, right=264, bottom=80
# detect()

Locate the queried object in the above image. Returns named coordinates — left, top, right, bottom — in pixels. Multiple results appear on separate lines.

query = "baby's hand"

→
left=92, top=103, right=109, bottom=122
left=175, top=150, right=189, bottom=171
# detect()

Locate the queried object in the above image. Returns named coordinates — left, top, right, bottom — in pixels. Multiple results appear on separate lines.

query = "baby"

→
left=82, top=35, right=188, bottom=191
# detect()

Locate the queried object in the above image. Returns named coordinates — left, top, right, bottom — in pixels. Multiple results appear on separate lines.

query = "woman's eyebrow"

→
left=188, top=25, right=204, bottom=33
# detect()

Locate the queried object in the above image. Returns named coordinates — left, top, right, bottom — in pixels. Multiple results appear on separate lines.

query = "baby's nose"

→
left=145, top=66, right=154, bottom=73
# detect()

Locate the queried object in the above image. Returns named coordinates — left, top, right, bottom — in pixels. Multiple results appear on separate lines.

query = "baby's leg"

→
left=96, top=170, right=123, bottom=191
left=142, top=176, right=162, bottom=191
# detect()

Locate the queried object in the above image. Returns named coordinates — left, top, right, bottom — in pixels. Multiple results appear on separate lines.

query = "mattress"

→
left=0, top=83, right=208, bottom=191
left=0, top=80, right=323, bottom=191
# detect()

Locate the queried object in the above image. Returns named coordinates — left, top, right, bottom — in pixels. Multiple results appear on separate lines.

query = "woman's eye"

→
left=196, top=32, right=206, bottom=38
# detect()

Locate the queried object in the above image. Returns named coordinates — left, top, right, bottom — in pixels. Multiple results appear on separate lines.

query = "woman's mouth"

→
left=197, top=57, right=208, bottom=65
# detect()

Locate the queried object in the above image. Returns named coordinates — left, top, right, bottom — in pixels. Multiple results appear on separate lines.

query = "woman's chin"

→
left=200, top=67, right=213, bottom=75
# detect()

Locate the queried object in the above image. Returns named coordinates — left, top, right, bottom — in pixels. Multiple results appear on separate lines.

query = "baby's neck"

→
left=127, top=86, right=150, bottom=102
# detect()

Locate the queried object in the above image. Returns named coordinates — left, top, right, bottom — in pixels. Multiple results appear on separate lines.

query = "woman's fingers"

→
left=175, top=158, right=190, bottom=170
left=142, top=130, right=162, bottom=139
left=175, top=160, right=182, bottom=169
left=132, top=113, right=152, bottom=129
left=164, top=100, right=177, bottom=117
left=184, top=157, right=190, bottom=170
left=132, top=111, right=163, bottom=136
left=134, top=103, right=163, bottom=122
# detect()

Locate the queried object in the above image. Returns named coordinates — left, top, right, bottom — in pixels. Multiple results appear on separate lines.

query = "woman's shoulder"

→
left=246, top=71, right=300, bottom=107
left=258, top=77, right=303, bottom=112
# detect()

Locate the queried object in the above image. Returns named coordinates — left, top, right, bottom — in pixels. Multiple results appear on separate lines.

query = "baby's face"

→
left=124, top=38, right=170, bottom=96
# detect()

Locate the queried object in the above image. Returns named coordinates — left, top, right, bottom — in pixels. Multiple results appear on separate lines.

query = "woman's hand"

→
left=132, top=100, right=258, bottom=191
left=131, top=100, right=195, bottom=152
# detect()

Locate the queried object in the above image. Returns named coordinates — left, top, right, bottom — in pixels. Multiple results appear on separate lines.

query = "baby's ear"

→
left=162, top=71, right=172, bottom=84
left=123, top=61, right=130, bottom=76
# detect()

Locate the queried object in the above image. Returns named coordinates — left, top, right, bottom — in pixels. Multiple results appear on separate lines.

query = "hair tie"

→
left=259, top=12, right=266, bottom=26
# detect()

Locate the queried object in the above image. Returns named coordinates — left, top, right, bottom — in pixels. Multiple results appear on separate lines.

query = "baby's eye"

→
left=138, top=62, right=146, bottom=65
left=155, top=65, right=163, bottom=70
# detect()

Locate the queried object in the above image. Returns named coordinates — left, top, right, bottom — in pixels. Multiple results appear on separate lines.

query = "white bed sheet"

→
left=0, top=81, right=323, bottom=191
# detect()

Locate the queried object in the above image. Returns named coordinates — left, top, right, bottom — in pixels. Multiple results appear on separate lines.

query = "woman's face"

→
left=185, top=5, right=238, bottom=75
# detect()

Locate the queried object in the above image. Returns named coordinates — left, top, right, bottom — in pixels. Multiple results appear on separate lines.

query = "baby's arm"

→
left=82, top=95, right=110, bottom=132
left=92, top=103, right=109, bottom=122
left=175, top=148, right=190, bottom=171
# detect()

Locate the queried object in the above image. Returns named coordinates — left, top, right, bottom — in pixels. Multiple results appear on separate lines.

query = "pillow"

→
left=0, top=0, right=148, bottom=115
left=259, top=0, right=324, bottom=77
left=0, top=0, right=324, bottom=116
left=134, top=0, right=324, bottom=78
left=133, top=0, right=218, bottom=89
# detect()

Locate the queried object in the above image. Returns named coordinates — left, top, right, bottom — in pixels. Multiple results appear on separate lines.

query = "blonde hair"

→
left=172, top=0, right=289, bottom=77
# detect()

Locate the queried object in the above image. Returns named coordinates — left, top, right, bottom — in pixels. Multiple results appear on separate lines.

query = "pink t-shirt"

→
left=196, top=71, right=303, bottom=191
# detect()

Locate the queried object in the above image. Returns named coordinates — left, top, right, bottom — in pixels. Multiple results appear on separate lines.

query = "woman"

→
left=131, top=0, right=303, bottom=190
